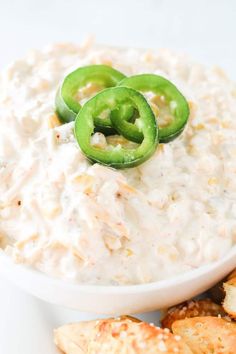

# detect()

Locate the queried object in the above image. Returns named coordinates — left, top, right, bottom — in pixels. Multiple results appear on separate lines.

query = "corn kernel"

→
left=0, top=233, right=8, bottom=249
left=77, top=83, right=104, bottom=101
left=48, top=114, right=61, bottom=129
left=208, top=177, right=218, bottom=185
left=157, top=144, right=164, bottom=154
left=72, top=174, right=94, bottom=195
left=171, top=192, right=179, bottom=201
left=143, top=51, right=154, bottom=63
left=187, top=145, right=197, bottom=155
left=101, top=59, right=112, bottom=67
left=73, top=174, right=94, bottom=184
left=188, top=101, right=197, bottom=121
left=208, top=117, right=219, bottom=125
left=149, top=102, right=160, bottom=117
left=157, top=245, right=167, bottom=254
left=221, top=121, right=230, bottom=129
left=125, top=248, right=134, bottom=257
left=194, top=123, right=205, bottom=130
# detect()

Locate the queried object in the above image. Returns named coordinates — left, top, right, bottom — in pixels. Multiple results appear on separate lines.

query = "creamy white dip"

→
left=0, top=41, right=235, bottom=285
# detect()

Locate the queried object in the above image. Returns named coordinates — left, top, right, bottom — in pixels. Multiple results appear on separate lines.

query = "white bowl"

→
left=0, top=246, right=235, bottom=315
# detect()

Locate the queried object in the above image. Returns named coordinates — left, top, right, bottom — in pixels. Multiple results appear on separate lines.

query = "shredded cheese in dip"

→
left=0, top=41, right=236, bottom=285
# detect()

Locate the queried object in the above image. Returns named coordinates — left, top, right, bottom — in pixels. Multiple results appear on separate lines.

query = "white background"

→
left=0, top=1, right=235, bottom=353
left=0, top=0, right=236, bottom=78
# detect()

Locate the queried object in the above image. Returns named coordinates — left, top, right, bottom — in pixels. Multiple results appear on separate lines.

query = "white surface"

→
left=0, top=1, right=236, bottom=353
left=0, top=0, right=235, bottom=79
left=0, top=276, right=160, bottom=354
